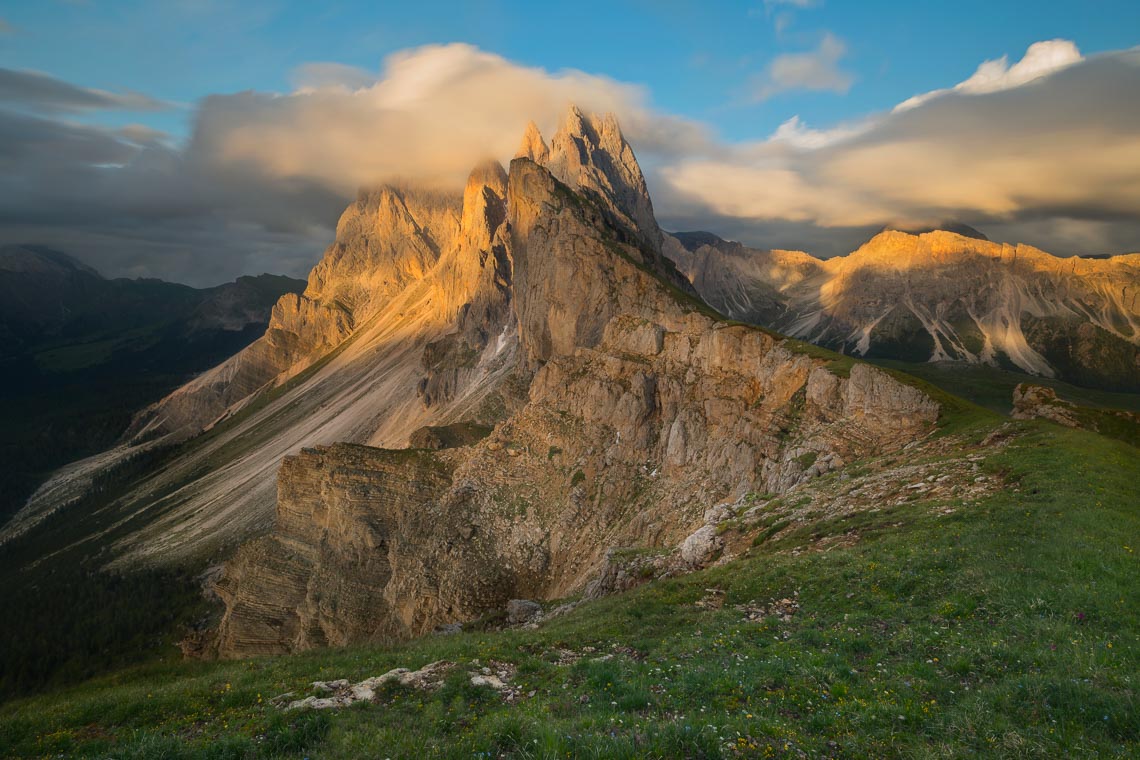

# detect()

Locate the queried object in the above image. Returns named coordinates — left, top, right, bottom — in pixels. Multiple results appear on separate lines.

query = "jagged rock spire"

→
left=541, top=104, right=663, bottom=251
left=514, top=121, right=549, bottom=163
left=461, top=159, right=508, bottom=249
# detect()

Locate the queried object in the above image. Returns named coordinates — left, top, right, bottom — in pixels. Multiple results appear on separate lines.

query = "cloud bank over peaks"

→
left=192, top=43, right=709, bottom=194
left=0, top=44, right=709, bottom=285
left=654, top=41, right=1140, bottom=256
left=1, top=39, right=1138, bottom=286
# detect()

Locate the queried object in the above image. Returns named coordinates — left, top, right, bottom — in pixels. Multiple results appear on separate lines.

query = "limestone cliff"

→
left=9, top=162, right=517, bottom=558
left=1011, top=383, right=1140, bottom=445
left=126, top=185, right=463, bottom=444
left=208, top=113, right=940, bottom=657
left=664, top=230, right=1140, bottom=391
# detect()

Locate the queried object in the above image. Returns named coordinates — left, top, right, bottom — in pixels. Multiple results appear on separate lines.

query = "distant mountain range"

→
left=0, top=245, right=305, bottom=520
left=663, top=230, right=1140, bottom=392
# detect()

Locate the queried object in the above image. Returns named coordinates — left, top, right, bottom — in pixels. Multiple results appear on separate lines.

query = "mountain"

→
left=663, top=230, right=1140, bottom=391
left=2, top=110, right=1139, bottom=758
left=0, top=246, right=305, bottom=521
left=2, top=108, right=941, bottom=661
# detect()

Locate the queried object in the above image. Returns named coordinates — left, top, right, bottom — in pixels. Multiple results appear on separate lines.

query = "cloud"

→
left=0, top=44, right=709, bottom=285
left=0, top=68, right=171, bottom=113
left=188, top=43, right=711, bottom=195
left=895, top=39, right=1083, bottom=112
left=768, top=114, right=869, bottom=149
left=750, top=33, right=853, bottom=101
left=656, top=44, right=1140, bottom=254
left=2, top=40, right=1139, bottom=287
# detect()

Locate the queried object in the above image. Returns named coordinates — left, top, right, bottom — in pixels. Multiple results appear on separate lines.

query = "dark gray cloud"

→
left=0, top=106, right=344, bottom=285
left=0, top=67, right=170, bottom=113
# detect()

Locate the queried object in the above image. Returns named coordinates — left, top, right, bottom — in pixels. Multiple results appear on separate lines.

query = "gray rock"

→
left=506, top=599, right=542, bottom=625
left=679, top=525, right=724, bottom=567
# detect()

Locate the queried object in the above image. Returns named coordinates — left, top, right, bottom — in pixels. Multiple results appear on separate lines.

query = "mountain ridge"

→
left=663, top=228, right=1140, bottom=391
left=0, top=251, right=306, bottom=523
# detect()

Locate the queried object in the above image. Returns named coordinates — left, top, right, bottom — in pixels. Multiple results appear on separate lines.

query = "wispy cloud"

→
left=750, top=0, right=819, bottom=34
left=0, top=68, right=171, bottom=113
left=750, top=33, right=853, bottom=101
left=895, top=39, right=1083, bottom=111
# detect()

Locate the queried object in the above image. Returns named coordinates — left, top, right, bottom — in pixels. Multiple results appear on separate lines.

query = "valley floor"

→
left=1, top=420, right=1137, bottom=758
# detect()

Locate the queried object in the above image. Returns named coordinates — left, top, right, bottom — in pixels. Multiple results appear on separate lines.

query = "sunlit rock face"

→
left=206, top=109, right=940, bottom=658
left=664, top=229, right=1140, bottom=391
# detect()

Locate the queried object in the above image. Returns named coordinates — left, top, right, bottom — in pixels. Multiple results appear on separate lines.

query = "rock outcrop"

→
left=206, top=110, right=941, bottom=658
left=664, top=229, right=1140, bottom=391
left=1011, top=383, right=1140, bottom=445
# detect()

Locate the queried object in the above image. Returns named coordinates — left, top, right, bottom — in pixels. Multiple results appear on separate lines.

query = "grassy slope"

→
left=1, top=416, right=1137, bottom=758
left=869, top=360, right=1140, bottom=415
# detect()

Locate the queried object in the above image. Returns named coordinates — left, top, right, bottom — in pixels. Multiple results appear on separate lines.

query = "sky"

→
left=1, top=0, right=1139, bottom=285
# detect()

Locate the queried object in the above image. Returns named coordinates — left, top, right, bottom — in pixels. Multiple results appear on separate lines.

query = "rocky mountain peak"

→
left=461, top=160, right=508, bottom=250
left=878, top=221, right=989, bottom=242
left=538, top=104, right=663, bottom=251
left=514, top=120, right=549, bottom=163
left=0, top=244, right=102, bottom=278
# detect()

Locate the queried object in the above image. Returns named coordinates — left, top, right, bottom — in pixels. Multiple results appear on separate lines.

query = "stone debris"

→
left=282, top=660, right=455, bottom=710
left=551, top=643, right=643, bottom=668
left=433, top=622, right=463, bottom=636
left=737, top=597, right=800, bottom=623
left=679, top=525, right=724, bottom=567
left=695, top=588, right=726, bottom=610
left=467, top=660, right=522, bottom=702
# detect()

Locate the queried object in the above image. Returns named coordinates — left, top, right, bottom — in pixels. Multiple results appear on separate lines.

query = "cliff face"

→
left=125, top=185, right=464, bottom=444
left=8, top=160, right=518, bottom=558
left=208, top=111, right=940, bottom=658
left=664, top=230, right=1140, bottom=391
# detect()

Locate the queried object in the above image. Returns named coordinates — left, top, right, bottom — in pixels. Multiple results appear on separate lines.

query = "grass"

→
left=871, top=360, right=1140, bottom=415
left=1, top=420, right=1137, bottom=758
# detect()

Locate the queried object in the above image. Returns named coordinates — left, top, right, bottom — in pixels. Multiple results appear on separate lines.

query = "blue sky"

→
left=3, top=0, right=1139, bottom=144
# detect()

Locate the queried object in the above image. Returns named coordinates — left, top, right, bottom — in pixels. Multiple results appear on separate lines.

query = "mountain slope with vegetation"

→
left=1, top=417, right=1136, bottom=758
left=0, top=246, right=305, bottom=521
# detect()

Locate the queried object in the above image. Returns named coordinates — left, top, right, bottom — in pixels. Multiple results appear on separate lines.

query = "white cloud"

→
left=768, top=114, right=869, bottom=149
left=751, top=33, right=853, bottom=101
left=289, top=62, right=377, bottom=93
left=895, top=39, right=1083, bottom=112
left=191, top=43, right=707, bottom=194
left=658, top=43, right=1140, bottom=238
